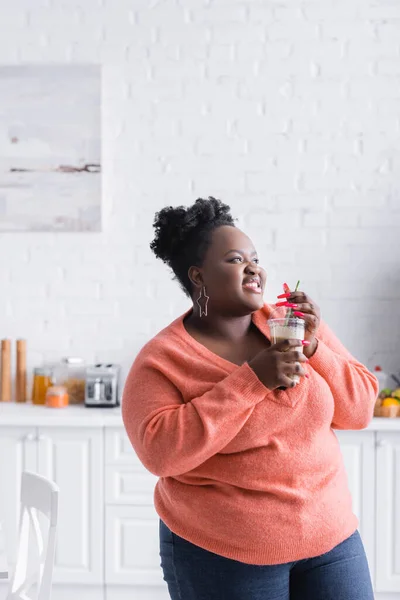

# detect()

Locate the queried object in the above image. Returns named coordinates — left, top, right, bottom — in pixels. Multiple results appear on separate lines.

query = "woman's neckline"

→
left=175, top=305, right=274, bottom=371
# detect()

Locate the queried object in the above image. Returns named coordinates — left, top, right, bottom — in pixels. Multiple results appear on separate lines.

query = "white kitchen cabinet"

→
left=105, top=505, right=164, bottom=587
left=105, top=428, right=157, bottom=506
left=376, top=431, right=400, bottom=593
left=105, top=427, right=138, bottom=464
left=336, top=430, right=375, bottom=582
left=2, top=407, right=400, bottom=600
left=104, top=428, right=165, bottom=597
left=105, top=464, right=156, bottom=505
left=0, top=425, right=103, bottom=587
left=37, top=427, right=104, bottom=585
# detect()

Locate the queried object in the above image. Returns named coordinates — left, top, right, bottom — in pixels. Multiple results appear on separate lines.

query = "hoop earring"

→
left=196, top=286, right=209, bottom=317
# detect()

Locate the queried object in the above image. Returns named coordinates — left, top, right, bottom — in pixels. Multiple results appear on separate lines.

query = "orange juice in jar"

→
left=45, top=386, right=69, bottom=408
left=32, top=367, right=53, bottom=405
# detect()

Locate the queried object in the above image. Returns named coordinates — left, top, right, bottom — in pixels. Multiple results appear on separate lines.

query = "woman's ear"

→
left=188, top=266, right=203, bottom=289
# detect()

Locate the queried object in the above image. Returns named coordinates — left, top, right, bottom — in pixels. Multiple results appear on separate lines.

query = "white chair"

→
left=6, top=472, right=59, bottom=600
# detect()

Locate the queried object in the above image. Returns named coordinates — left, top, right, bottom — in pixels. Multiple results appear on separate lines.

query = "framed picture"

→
left=0, top=65, right=101, bottom=231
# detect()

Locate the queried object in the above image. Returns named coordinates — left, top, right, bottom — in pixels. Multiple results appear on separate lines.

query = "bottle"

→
left=374, top=366, right=389, bottom=393
left=0, top=339, right=11, bottom=402
left=16, top=339, right=27, bottom=403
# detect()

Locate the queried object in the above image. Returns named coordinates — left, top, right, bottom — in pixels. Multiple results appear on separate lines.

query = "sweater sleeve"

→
left=122, top=357, right=269, bottom=477
left=309, top=321, right=378, bottom=430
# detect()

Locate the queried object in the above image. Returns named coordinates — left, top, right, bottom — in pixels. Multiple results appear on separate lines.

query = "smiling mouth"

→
left=242, top=280, right=262, bottom=293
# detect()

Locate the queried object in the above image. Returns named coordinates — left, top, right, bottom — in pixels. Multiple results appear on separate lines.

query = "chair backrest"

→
left=7, top=472, right=59, bottom=600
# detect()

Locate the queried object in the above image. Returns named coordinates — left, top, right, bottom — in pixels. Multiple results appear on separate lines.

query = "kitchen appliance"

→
left=85, top=364, right=120, bottom=407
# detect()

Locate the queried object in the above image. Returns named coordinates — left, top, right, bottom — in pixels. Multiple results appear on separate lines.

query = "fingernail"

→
left=283, top=282, right=290, bottom=292
left=305, top=374, right=310, bottom=379
left=302, top=340, right=310, bottom=346
left=275, top=301, right=298, bottom=308
left=293, top=311, right=305, bottom=317
left=277, top=292, right=291, bottom=299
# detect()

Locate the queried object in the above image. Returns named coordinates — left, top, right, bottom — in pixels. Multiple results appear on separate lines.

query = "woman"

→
left=122, top=197, right=377, bottom=600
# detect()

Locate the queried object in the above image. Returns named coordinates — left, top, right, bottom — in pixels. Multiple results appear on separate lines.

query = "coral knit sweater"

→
left=122, top=304, right=378, bottom=565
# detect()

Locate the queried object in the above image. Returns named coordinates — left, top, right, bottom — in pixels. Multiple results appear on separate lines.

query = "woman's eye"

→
left=230, top=257, right=259, bottom=264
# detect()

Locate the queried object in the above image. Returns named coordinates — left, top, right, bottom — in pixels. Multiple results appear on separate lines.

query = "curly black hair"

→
left=150, top=197, right=236, bottom=296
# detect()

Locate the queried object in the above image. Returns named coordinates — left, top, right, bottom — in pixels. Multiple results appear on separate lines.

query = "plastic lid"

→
left=46, top=385, right=68, bottom=397
left=34, top=366, right=53, bottom=376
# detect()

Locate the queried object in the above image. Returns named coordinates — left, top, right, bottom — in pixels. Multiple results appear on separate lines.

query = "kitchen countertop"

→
left=0, top=402, right=124, bottom=427
left=0, top=402, right=400, bottom=430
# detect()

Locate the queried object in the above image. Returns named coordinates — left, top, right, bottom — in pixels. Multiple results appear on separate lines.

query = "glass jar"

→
left=32, top=367, right=54, bottom=405
left=57, top=357, right=86, bottom=404
left=45, top=385, right=69, bottom=408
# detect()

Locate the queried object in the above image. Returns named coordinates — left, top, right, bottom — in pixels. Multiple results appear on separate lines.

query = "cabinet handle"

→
left=24, top=433, right=35, bottom=442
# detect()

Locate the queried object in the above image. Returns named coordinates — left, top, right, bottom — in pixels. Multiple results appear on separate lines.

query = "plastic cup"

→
left=268, top=317, right=305, bottom=385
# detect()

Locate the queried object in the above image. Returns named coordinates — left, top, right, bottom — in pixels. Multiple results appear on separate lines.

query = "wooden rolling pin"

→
left=16, top=339, right=27, bottom=403
left=0, top=339, right=11, bottom=402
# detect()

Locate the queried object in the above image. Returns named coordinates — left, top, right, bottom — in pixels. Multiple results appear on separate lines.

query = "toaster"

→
left=85, top=364, right=120, bottom=407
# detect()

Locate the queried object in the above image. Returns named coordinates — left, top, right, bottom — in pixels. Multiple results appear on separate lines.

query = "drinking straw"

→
left=390, top=374, right=400, bottom=387
left=285, top=280, right=300, bottom=325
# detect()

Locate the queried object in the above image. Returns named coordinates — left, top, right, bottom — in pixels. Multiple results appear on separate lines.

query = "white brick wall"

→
left=0, top=0, right=399, bottom=389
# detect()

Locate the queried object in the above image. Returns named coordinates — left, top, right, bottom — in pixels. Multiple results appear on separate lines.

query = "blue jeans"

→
left=159, top=520, right=374, bottom=600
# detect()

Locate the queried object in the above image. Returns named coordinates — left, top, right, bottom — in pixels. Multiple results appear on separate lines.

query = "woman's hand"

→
left=248, top=338, right=308, bottom=390
left=278, top=289, right=321, bottom=358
